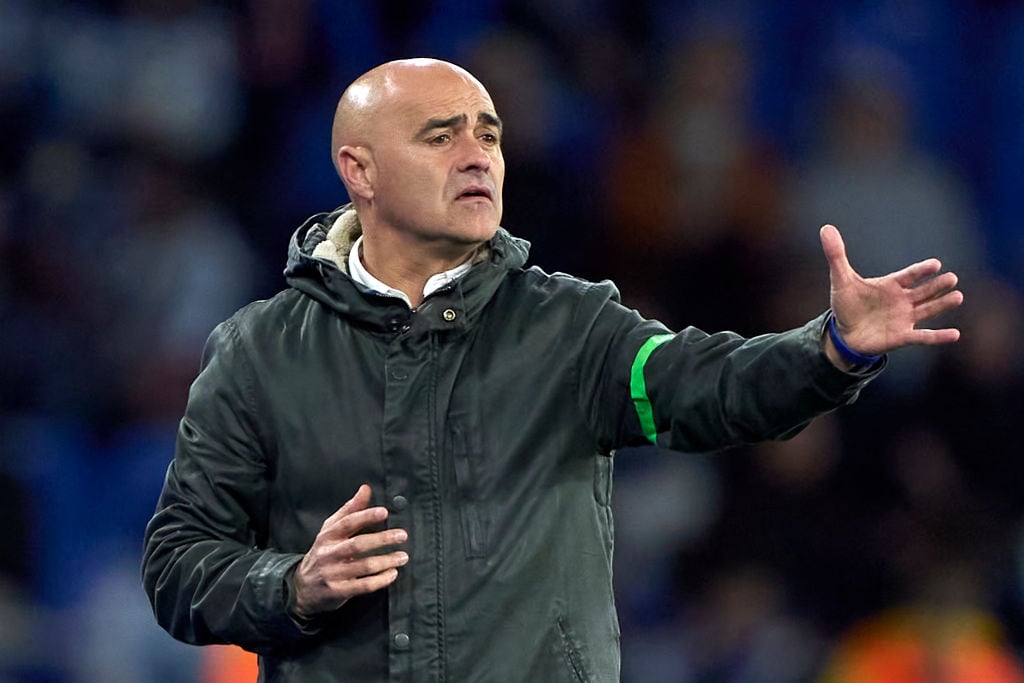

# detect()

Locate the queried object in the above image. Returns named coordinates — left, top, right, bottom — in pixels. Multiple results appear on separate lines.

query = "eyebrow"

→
left=415, top=112, right=504, bottom=138
left=478, top=112, right=503, bottom=133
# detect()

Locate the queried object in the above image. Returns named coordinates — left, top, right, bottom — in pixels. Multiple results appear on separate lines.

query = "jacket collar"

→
left=283, top=205, right=530, bottom=334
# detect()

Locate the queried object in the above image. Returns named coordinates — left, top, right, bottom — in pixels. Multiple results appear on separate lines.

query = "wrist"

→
left=285, top=564, right=318, bottom=626
left=826, top=314, right=881, bottom=369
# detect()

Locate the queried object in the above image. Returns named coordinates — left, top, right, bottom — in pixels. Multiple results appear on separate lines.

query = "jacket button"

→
left=392, top=495, right=408, bottom=511
left=389, top=368, right=408, bottom=381
left=442, top=308, right=457, bottom=322
left=394, top=632, right=410, bottom=650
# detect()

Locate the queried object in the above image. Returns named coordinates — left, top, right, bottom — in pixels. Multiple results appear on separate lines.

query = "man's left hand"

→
left=819, top=223, right=964, bottom=368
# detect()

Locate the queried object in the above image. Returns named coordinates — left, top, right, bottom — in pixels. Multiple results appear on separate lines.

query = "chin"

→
left=450, top=215, right=500, bottom=243
left=468, top=223, right=500, bottom=243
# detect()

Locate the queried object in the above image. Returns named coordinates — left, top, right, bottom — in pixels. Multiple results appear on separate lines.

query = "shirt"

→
left=347, top=235, right=472, bottom=308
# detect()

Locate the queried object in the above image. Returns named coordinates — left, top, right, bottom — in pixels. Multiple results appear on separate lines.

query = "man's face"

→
left=366, top=67, right=505, bottom=249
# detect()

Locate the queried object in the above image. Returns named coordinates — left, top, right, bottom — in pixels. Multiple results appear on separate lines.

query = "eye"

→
left=429, top=133, right=451, bottom=145
left=480, top=132, right=500, bottom=146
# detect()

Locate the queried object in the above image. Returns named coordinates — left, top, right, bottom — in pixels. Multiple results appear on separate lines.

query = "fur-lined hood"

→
left=308, top=205, right=363, bottom=273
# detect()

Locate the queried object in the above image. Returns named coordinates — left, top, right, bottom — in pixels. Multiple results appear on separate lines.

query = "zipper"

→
left=427, top=333, right=447, bottom=681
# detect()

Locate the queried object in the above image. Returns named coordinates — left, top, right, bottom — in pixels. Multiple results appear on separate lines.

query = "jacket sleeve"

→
left=142, top=318, right=311, bottom=654
left=573, top=281, right=881, bottom=453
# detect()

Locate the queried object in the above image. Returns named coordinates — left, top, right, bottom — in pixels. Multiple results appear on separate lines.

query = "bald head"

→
left=331, top=59, right=494, bottom=175
left=328, top=57, right=505, bottom=257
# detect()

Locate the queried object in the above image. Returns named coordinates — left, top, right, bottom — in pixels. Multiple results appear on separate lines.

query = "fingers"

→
left=820, top=222, right=965, bottom=353
left=309, top=534, right=409, bottom=600
left=338, top=549, right=410, bottom=583
left=819, top=224, right=855, bottom=285
left=292, top=485, right=410, bottom=617
left=908, top=327, right=961, bottom=346
left=319, top=485, right=392, bottom=540
left=324, top=551, right=409, bottom=601
left=343, top=567, right=401, bottom=596
left=322, top=484, right=374, bottom=526
left=334, top=527, right=408, bottom=560
left=823, top=224, right=955, bottom=293
left=910, top=271, right=958, bottom=302
left=914, top=288, right=965, bottom=322
left=314, top=541, right=409, bottom=590
left=321, top=505, right=389, bottom=541
left=292, top=545, right=409, bottom=617
left=893, top=258, right=944, bottom=288
left=316, top=495, right=406, bottom=559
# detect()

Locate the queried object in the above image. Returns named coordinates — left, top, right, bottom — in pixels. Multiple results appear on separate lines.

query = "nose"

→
left=455, top=134, right=491, bottom=173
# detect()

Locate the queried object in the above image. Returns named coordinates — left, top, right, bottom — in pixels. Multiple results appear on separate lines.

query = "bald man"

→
left=143, top=59, right=962, bottom=682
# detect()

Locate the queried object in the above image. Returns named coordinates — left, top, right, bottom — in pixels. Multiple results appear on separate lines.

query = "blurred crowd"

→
left=1, top=1, right=1023, bottom=681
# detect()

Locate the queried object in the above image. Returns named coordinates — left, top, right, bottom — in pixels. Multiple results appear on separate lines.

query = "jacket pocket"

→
left=593, top=454, right=613, bottom=507
left=450, top=421, right=490, bottom=558
left=593, top=454, right=614, bottom=555
left=556, top=616, right=593, bottom=683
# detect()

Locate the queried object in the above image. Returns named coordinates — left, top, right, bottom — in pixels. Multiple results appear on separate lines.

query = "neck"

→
left=359, top=230, right=479, bottom=308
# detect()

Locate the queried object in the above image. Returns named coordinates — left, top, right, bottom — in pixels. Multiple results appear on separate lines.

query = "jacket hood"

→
left=283, top=205, right=531, bottom=330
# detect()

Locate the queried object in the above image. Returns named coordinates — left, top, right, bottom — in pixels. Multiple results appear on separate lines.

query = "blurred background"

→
left=1, top=0, right=1023, bottom=681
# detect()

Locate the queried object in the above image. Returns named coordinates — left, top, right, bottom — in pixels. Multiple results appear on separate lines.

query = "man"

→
left=143, top=59, right=963, bottom=682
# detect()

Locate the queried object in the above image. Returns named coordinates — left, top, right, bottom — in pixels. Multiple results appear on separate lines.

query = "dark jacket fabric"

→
left=143, top=206, right=879, bottom=682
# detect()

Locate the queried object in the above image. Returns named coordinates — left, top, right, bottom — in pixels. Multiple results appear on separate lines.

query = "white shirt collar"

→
left=347, top=235, right=473, bottom=308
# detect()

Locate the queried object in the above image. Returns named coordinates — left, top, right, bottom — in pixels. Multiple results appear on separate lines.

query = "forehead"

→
left=387, top=68, right=497, bottom=123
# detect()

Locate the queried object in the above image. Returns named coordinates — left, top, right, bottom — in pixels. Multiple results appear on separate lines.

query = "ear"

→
left=336, top=145, right=375, bottom=200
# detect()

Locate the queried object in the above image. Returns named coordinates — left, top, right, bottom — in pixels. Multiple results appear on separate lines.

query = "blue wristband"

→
left=827, top=315, right=881, bottom=367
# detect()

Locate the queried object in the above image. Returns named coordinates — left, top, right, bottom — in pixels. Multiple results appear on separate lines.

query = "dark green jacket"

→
left=143, top=206, right=878, bottom=682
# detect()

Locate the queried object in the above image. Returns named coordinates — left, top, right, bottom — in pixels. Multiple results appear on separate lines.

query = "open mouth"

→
left=457, top=186, right=493, bottom=201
